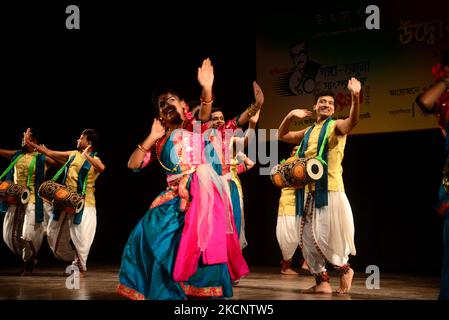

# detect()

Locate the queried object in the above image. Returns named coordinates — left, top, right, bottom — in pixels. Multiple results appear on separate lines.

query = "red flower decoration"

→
left=432, top=63, right=448, bottom=81
left=184, top=104, right=193, bottom=121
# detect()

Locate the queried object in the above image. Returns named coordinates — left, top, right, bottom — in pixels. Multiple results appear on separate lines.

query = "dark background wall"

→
left=0, top=3, right=446, bottom=276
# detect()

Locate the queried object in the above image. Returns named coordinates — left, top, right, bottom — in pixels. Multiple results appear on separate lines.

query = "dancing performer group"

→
left=1, top=52, right=448, bottom=300
left=113, top=57, right=360, bottom=299
left=0, top=128, right=104, bottom=275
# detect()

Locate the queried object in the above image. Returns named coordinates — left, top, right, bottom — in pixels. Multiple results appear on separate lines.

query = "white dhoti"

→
left=3, top=202, right=52, bottom=262
left=300, top=192, right=356, bottom=274
left=276, top=215, right=301, bottom=261
left=47, top=206, right=97, bottom=271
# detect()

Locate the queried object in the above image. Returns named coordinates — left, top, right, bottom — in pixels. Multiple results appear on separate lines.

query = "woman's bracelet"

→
left=137, top=144, right=149, bottom=153
left=247, top=103, right=259, bottom=117
left=200, top=95, right=214, bottom=105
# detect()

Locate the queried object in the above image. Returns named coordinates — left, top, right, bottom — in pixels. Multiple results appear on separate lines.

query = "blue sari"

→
left=117, top=132, right=233, bottom=300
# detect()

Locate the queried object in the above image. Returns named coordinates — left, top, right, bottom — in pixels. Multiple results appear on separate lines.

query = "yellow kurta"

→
left=14, top=151, right=48, bottom=204
left=304, top=121, right=346, bottom=192
left=278, top=187, right=296, bottom=216
left=65, top=151, right=101, bottom=207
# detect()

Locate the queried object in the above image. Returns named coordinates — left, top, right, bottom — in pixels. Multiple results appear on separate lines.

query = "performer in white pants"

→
left=278, top=78, right=361, bottom=294
left=275, top=146, right=308, bottom=275
left=276, top=186, right=301, bottom=275
left=26, top=129, right=104, bottom=273
left=3, top=202, right=52, bottom=264
left=0, top=128, right=56, bottom=275
left=46, top=206, right=97, bottom=272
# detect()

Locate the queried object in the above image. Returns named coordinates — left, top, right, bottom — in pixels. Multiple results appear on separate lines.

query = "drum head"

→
left=75, top=198, right=85, bottom=214
left=0, top=181, right=11, bottom=193
left=270, top=164, right=286, bottom=188
left=292, top=159, right=306, bottom=181
left=21, top=188, right=30, bottom=204
left=55, top=188, right=70, bottom=201
left=306, top=158, right=324, bottom=181
left=271, top=173, right=285, bottom=188
left=0, top=181, right=10, bottom=201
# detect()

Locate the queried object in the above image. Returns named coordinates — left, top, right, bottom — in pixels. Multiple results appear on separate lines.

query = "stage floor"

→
left=0, top=264, right=440, bottom=300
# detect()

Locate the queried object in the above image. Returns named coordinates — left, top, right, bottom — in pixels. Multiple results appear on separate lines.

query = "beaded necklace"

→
left=155, top=126, right=184, bottom=172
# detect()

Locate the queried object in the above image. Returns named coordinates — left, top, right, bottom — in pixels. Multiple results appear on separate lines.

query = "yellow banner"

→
left=256, top=5, right=449, bottom=134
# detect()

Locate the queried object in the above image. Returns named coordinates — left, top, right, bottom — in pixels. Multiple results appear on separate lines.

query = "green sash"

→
left=295, top=117, right=334, bottom=216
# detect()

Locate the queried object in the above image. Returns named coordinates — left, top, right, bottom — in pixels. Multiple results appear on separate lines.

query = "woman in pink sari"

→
left=117, top=58, right=249, bottom=300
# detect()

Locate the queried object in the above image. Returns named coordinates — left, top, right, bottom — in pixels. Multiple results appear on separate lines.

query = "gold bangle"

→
left=137, top=144, right=149, bottom=153
left=200, top=95, right=214, bottom=105
left=247, top=103, right=259, bottom=117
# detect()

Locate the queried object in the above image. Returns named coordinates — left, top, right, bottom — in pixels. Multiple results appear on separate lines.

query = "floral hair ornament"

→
left=432, top=63, right=448, bottom=82
left=183, top=103, right=193, bottom=121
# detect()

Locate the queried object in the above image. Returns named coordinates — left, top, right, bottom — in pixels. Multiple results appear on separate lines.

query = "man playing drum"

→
left=277, top=77, right=361, bottom=293
left=25, top=129, right=105, bottom=275
left=276, top=145, right=309, bottom=275
left=0, top=128, right=56, bottom=275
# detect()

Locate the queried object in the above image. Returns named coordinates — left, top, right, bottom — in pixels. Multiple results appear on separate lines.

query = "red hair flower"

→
left=432, top=63, right=448, bottom=82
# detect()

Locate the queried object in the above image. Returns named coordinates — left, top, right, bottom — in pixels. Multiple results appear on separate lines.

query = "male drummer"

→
left=25, top=129, right=105, bottom=274
left=0, top=128, right=56, bottom=275
left=277, top=77, right=361, bottom=294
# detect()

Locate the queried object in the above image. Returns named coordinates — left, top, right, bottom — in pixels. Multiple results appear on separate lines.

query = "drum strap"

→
left=50, top=154, right=76, bottom=222
left=295, top=117, right=334, bottom=216
left=52, top=151, right=95, bottom=224
left=0, top=151, right=24, bottom=181
left=74, top=151, right=96, bottom=224
left=0, top=151, right=24, bottom=213
left=52, top=154, right=76, bottom=182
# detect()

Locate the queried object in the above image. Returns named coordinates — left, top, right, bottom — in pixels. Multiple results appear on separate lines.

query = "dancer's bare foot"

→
left=336, top=268, right=354, bottom=294
left=280, top=260, right=298, bottom=275
left=301, top=259, right=309, bottom=271
left=301, top=281, right=332, bottom=294
left=281, top=267, right=298, bottom=275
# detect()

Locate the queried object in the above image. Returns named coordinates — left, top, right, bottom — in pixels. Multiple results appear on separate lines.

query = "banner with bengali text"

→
left=256, top=2, right=449, bottom=134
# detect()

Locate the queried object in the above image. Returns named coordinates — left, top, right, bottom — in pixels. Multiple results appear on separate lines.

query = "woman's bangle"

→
left=137, top=144, right=149, bottom=153
left=200, top=95, right=214, bottom=105
left=247, top=103, right=259, bottom=117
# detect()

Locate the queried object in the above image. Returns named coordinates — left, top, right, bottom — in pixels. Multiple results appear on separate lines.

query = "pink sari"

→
left=173, top=161, right=249, bottom=281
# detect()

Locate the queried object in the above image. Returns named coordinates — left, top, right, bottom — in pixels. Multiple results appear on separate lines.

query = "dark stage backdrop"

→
left=0, top=3, right=446, bottom=276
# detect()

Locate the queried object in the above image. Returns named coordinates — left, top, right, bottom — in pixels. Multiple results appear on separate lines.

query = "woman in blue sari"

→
left=117, top=58, right=249, bottom=300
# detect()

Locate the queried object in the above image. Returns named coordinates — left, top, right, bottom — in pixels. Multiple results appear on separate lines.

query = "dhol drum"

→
left=0, top=180, right=30, bottom=205
left=38, top=180, right=85, bottom=214
left=270, top=157, right=324, bottom=189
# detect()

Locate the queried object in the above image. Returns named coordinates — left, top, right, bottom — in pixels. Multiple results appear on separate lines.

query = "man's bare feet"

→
left=336, top=267, right=354, bottom=294
left=281, top=267, right=298, bottom=275
left=280, top=260, right=298, bottom=275
left=301, top=281, right=332, bottom=294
